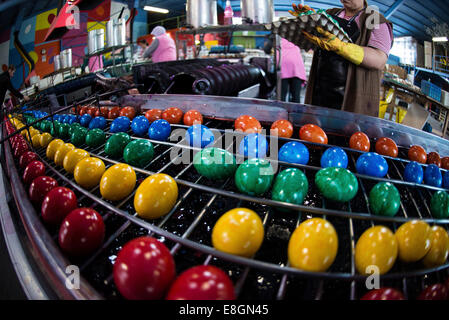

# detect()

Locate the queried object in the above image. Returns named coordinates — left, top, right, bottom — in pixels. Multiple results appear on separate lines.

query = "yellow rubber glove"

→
left=289, top=3, right=315, bottom=17
left=303, top=27, right=365, bottom=65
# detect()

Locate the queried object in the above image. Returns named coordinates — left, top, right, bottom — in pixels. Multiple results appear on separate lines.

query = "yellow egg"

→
left=134, top=174, right=178, bottom=219
left=46, top=139, right=64, bottom=161
left=422, top=226, right=449, bottom=268
left=395, top=220, right=431, bottom=262
left=212, top=208, right=264, bottom=257
left=74, top=157, right=106, bottom=189
left=100, top=163, right=136, bottom=201
left=288, top=218, right=338, bottom=272
left=63, top=149, right=90, bottom=174
left=54, top=143, right=75, bottom=166
left=31, top=134, right=42, bottom=148
left=39, top=133, right=53, bottom=148
left=355, top=226, right=398, bottom=275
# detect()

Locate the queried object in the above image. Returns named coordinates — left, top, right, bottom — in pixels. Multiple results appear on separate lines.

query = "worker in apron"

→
left=291, top=1, right=394, bottom=117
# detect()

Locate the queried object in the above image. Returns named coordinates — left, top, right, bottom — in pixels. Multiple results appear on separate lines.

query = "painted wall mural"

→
left=1, top=0, right=148, bottom=89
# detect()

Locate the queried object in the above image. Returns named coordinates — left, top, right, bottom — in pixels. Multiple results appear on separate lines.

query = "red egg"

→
left=41, top=187, right=78, bottom=225
left=299, top=124, right=328, bottom=144
left=360, top=288, right=405, bottom=300
left=79, top=106, right=89, bottom=116
left=418, top=283, right=448, bottom=300
left=95, top=107, right=109, bottom=118
left=166, top=265, right=236, bottom=300
left=29, top=176, right=59, bottom=204
left=145, top=109, right=163, bottom=123
left=183, top=110, right=203, bottom=126
left=120, top=106, right=137, bottom=120
left=59, top=208, right=105, bottom=257
left=441, top=157, right=449, bottom=170
left=408, top=145, right=427, bottom=164
left=87, top=106, right=97, bottom=118
left=23, top=161, right=45, bottom=185
left=19, top=151, right=39, bottom=169
left=113, top=237, right=175, bottom=300
left=108, top=106, right=121, bottom=119
left=235, top=115, right=262, bottom=134
left=162, top=107, right=183, bottom=124
left=375, top=137, right=398, bottom=158
left=427, top=152, right=442, bottom=167
left=349, top=132, right=370, bottom=152
left=270, top=120, right=293, bottom=138
left=14, top=142, right=29, bottom=158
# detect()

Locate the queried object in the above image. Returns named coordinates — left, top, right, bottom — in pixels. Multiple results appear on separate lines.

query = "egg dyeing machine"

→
left=2, top=92, right=449, bottom=300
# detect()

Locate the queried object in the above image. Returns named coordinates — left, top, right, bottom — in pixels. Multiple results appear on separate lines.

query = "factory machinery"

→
left=2, top=79, right=449, bottom=300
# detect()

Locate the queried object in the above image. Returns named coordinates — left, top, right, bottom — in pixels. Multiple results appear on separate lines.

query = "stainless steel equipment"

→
left=107, top=19, right=126, bottom=47
left=4, top=94, right=449, bottom=300
left=241, top=0, right=274, bottom=24
left=88, top=29, right=97, bottom=54
left=53, top=54, right=61, bottom=71
left=60, top=49, right=72, bottom=69
left=186, top=0, right=218, bottom=28
left=95, top=29, right=105, bottom=52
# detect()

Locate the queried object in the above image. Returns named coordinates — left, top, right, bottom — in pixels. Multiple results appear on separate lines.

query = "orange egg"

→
left=108, top=106, right=121, bottom=119
left=375, top=137, right=398, bottom=158
left=408, top=145, right=427, bottom=164
left=145, top=109, right=163, bottom=123
left=120, top=106, right=137, bottom=120
left=235, top=115, right=262, bottom=134
left=183, top=110, right=203, bottom=126
left=349, top=132, right=370, bottom=152
left=299, top=124, right=328, bottom=145
left=270, top=120, right=293, bottom=138
left=162, top=107, right=183, bottom=124
left=427, top=152, right=442, bottom=167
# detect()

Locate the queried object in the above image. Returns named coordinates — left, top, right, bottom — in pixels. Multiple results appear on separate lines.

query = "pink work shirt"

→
left=151, top=34, right=177, bottom=63
left=338, top=11, right=393, bottom=55
left=280, top=38, right=307, bottom=81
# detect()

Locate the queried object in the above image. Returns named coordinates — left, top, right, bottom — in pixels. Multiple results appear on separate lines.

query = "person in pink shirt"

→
left=280, top=38, right=307, bottom=103
left=292, top=0, right=394, bottom=117
left=143, top=26, right=176, bottom=63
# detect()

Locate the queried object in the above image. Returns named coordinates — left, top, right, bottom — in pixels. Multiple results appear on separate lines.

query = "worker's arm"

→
left=361, top=46, right=388, bottom=71
left=143, top=39, right=159, bottom=59
left=303, top=27, right=387, bottom=71
left=6, top=78, right=24, bottom=99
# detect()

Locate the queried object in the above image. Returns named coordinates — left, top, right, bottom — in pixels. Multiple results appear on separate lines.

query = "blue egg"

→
left=186, top=124, right=215, bottom=148
left=404, top=161, right=423, bottom=184
left=80, top=114, right=92, bottom=127
left=443, top=171, right=449, bottom=189
left=278, top=141, right=309, bottom=165
left=424, top=164, right=442, bottom=187
left=238, top=133, right=268, bottom=159
left=89, top=116, right=107, bottom=130
left=149, top=119, right=171, bottom=141
left=63, top=115, right=71, bottom=123
left=131, top=116, right=150, bottom=136
left=356, top=152, right=388, bottom=178
left=320, top=147, right=348, bottom=169
left=67, top=115, right=76, bottom=124
left=110, top=116, right=131, bottom=133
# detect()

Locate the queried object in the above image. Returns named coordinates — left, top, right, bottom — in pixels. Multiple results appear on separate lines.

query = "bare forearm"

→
left=360, top=47, right=388, bottom=71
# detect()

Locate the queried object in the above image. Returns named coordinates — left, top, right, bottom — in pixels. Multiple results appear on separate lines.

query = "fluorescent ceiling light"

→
left=144, top=6, right=169, bottom=14
left=433, top=37, right=448, bottom=42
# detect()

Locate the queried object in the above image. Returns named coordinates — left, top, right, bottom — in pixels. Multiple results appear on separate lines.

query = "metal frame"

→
left=4, top=93, right=449, bottom=299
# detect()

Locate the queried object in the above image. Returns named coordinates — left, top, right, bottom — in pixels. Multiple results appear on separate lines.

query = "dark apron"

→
left=312, top=10, right=362, bottom=110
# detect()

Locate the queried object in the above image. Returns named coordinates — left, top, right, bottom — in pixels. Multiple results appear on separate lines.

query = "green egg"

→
left=235, top=158, right=274, bottom=196
left=193, top=148, right=237, bottom=180
left=315, top=167, right=358, bottom=203
left=430, top=191, right=449, bottom=219
left=369, top=182, right=400, bottom=216
left=272, top=168, right=309, bottom=211
left=104, top=132, right=131, bottom=158
left=123, top=139, right=154, bottom=168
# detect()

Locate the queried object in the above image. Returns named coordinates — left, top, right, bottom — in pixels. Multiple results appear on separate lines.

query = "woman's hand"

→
left=289, top=3, right=315, bottom=17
